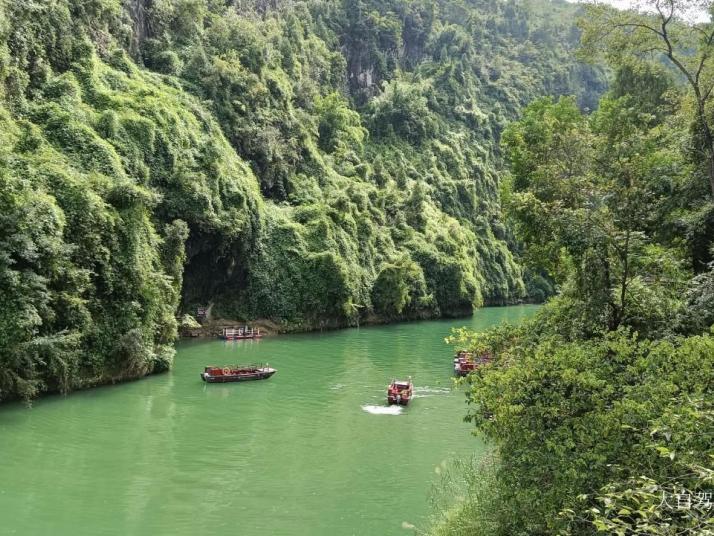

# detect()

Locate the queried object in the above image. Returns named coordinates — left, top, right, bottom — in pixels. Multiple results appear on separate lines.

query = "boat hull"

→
left=454, top=364, right=474, bottom=377
left=220, top=334, right=264, bottom=341
left=201, top=369, right=276, bottom=383
left=387, top=396, right=411, bottom=406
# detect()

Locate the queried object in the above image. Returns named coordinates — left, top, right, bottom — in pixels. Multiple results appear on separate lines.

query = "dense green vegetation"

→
left=1, top=0, right=712, bottom=532
left=432, top=2, right=714, bottom=534
left=0, top=0, right=606, bottom=400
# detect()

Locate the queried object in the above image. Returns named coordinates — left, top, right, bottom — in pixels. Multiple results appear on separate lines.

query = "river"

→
left=0, top=305, right=538, bottom=536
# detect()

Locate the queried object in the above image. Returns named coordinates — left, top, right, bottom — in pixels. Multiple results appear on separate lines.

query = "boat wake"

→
left=412, top=386, right=450, bottom=398
left=361, top=405, right=403, bottom=416
left=329, top=383, right=345, bottom=390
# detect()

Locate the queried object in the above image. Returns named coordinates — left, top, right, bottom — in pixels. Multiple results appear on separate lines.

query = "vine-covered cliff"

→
left=0, top=0, right=604, bottom=400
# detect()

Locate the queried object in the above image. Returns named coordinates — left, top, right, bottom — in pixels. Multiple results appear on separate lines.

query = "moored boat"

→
left=220, top=326, right=263, bottom=340
left=453, top=350, right=492, bottom=377
left=387, top=377, right=413, bottom=406
left=201, top=364, right=276, bottom=383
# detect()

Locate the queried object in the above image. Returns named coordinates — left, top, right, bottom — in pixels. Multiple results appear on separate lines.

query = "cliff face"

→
left=0, top=0, right=605, bottom=400
left=125, top=0, right=152, bottom=57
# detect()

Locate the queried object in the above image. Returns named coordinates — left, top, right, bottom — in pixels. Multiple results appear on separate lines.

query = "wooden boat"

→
left=387, top=377, right=413, bottom=406
left=201, top=364, right=276, bottom=383
left=220, top=326, right=263, bottom=340
left=453, top=350, right=492, bottom=377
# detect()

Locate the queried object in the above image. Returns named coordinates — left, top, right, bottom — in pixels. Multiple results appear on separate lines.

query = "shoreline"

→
left=181, top=300, right=542, bottom=340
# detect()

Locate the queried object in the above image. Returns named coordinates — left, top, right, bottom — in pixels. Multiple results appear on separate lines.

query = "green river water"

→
left=0, top=306, right=538, bottom=536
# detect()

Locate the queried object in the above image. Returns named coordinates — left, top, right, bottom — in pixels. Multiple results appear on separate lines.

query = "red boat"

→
left=453, top=350, right=492, bottom=377
left=387, top=377, right=413, bottom=406
left=220, top=326, right=263, bottom=340
left=201, top=364, right=276, bottom=383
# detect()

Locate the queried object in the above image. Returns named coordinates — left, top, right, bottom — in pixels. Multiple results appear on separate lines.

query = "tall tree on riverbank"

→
left=503, top=90, right=688, bottom=336
left=581, top=0, right=714, bottom=199
left=580, top=0, right=714, bottom=269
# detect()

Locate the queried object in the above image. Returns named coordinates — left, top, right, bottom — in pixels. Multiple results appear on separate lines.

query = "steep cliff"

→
left=0, top=0, right=605, bottom=400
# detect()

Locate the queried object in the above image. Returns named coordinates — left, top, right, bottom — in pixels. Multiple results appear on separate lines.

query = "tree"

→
left=503, top=95, right=688, bottom=334
left=580, top=0, right=714, bottom=199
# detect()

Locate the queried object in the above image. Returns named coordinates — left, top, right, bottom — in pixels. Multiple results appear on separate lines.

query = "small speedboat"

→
left=453, top=350, right=492, bottom=377
left=387, top=377, right=413, bottom=406
left=201, top=364, right=276, bottom=383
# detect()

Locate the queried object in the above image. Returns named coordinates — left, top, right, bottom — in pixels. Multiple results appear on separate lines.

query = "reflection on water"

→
left=0, top=305, right=538, bottom=536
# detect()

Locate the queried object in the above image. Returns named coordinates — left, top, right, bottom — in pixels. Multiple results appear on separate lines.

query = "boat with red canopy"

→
left=201, top=364, right=276, bottom=383
left=453, top=350, right=492, bottom=377
left=387, top=377, right=413, bottom=406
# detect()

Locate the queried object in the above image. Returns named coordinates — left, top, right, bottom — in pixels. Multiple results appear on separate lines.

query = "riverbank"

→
left=181, top=299, right=541, bottom=339
left=182, top=311, right=462, bottom=338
